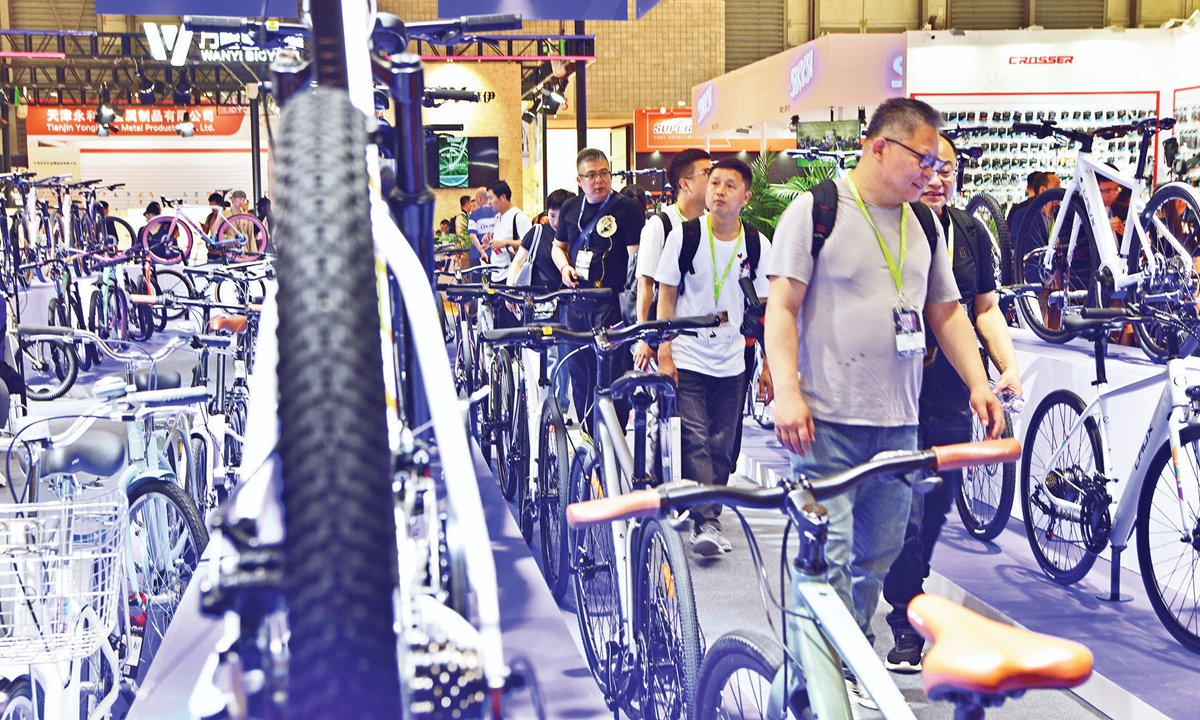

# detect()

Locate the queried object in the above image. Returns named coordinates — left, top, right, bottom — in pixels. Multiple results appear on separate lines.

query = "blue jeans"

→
left=788, top=418, right=917, bottom=644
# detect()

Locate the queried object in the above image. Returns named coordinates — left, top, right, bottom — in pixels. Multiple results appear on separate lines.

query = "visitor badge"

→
left=893, top=306, right=925, bottom=358
left=575, top=249, right=593, bottom=281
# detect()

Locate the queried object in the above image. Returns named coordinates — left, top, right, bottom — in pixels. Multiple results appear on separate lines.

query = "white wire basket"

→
left=0, top=492, right=127, bottom=664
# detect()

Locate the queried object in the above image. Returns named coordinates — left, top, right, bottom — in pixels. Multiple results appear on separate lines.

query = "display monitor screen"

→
left=795, top=120, right=861, bottom=152
left=426, top=136, right=500, bottom=189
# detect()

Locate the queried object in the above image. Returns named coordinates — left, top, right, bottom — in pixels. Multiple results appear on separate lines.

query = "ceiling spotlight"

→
left=522, top=109, right=537, bottom=124
left=137, top=71, right=158, bottom=105
left=173, top=68, right=192, bottom=105
left=95, top=85, right=124, bottom=126
left=176, top=110, right=194, bottom=137
left=541, top=86, right=564, bottom=116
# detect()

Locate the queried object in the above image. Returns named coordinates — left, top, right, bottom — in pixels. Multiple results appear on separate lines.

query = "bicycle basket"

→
left=0, top=492, right=126, bottom=664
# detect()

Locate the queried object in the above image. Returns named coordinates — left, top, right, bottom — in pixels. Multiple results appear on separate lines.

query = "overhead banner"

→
left=634, top=109, right=793, bottom=153
left=26, top=106, right=245, bottom=137
left=691, top=33, right=905, bottom=137
left=97, top=0, right=297, bottom=16
left=437, top=0, right=627, bottom=21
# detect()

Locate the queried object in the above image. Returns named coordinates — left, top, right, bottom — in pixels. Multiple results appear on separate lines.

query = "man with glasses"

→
left=552, top=148, right=645, bottom=427
left=765, top=97, right=1003, bottom=707
left=632, top=148, right=712, bottom=370
left=882, top=132, right=1022, bottom=674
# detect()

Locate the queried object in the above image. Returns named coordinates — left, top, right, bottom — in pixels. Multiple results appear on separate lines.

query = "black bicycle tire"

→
left=514, top=380, right=533, bottom=541
left=1012, top=188, right=1090, bottom=343
left=964, top=192, right=1013, bottom=287
left=189, top=434, right=211, bottom=519
left=538, top=397, right=572, bottom=602
left=1020, top=390, right=1102, bottom=584
left=68, top=289, right=92, bottom=371
left=1130, top=183, right=1200, bottom=362
left=21, top=335, right=77, bottom=401
left=956, top=410, right=1016, bottom=541
left=696, top=630, right=806, bottom=720
left=636, top=516, right=702, bottom=720
left=569, top=441, right=619, bottom=701
left=127, top=277, right=155, bottom=341
left=1136, top=424, right=1200, bottom=653
left=273, top=87, right=401, bottom=720
left=106, top=216, right=137, bottom=253
left=494, top=348, right=517, bottom=500
left=2, top=677, right=45, bottom=719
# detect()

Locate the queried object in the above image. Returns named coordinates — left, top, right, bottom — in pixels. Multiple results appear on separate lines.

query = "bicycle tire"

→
left=493, top=348, right=517, bottom=500
left=68, top=288, right=92, bottom=371
left=965, top=192, right=1013, bottom=288
left=1, top=677, right=44, bottom=720
left=126, top=478, right=208, bottom=685
left=696, top=630, right=810, bottom=720
left=749, top=343, right=774, bottom=430
left=151, top=267, right=195, bottom=317
left=569, top=441, right=621, bottom=701
left=274, top=87, right=401, bottom=720
left=514, top=380, right=533, bottom=541
left=214, top=213, right=271, bottom=260
left=224, top=395, right=247, bottom=469
left=140, top=216, right=193, bottom=265
left=1021, top=390, right=1102, bottom=584
left=105, top=216, right=137, bottom=253
left=1136, top=424, right=1200, bottom=653
left=20, top=334, right=77, bottom=401
left=165, top=425, right=196, bottom=499
left=127, top=276, right=155, bottom=341
left=1012, top=188, right=1091, bottom=343
left=1129, top=183, right=1200, bottom=362
left=636, top=516, right=701, bottom=720
left=538, top=397, right=572, bottom=601
left=189, top=434, right=212, bottom=518
left=956, top=409, right=1016, bottom=541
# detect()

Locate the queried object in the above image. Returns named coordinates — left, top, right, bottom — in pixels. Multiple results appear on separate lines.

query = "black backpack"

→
left=676, top=218, right=762, bottom=296
left=808, top=178, right=940, bottom=262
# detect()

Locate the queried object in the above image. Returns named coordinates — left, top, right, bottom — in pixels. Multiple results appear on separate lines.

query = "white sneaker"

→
left=845, top=678, right=878, bottom=711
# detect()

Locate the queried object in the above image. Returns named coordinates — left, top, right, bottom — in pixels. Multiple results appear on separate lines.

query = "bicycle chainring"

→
left=1079, top=477, right=1113, bottom=554
left=404, top=635, right=486, bottom=719
left=1141, top=253, right=1197, bottom=309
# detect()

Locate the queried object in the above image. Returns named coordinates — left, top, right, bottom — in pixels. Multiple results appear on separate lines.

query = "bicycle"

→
left=1019, top=305, right=1200, bottom=653
left=1009, top=116, right=1200, bottom=362
left=140, top=197, right=270, bottom=266
left=567, top=438, right=1095, bottom=720
left=484, top=314, right=716, bottom=720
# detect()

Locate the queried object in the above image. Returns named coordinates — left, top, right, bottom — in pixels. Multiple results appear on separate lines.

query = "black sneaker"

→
left=885, top=632, right=924, bottom=674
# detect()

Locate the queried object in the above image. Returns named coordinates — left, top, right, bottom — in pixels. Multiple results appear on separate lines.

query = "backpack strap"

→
left=908, top=201, right=940, bottom=256
left=809, top=178, right=839, bottom=260
left=743, top=224, right=761, bottom=281
left=677, top=218, right=703, bottom=296
left=655, top=210, right=673, bottom=239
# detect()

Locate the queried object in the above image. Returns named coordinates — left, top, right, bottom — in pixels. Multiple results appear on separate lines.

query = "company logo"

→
left=652, top=117, right=692, bottom=135
left=788, top=49, right=816, bottom=100
left=1008, top=55, right=1074, bottom=65
left=144, top=21, right=304, bottom=66
left=143, top=22, right=193, bottom=67
left=890, top=54, right=904, bottom=89
left=696, top=83, right=715, bottom=125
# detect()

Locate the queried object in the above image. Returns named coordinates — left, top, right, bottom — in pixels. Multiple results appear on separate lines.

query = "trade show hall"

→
left=0, top=1, right=1199, bottom=720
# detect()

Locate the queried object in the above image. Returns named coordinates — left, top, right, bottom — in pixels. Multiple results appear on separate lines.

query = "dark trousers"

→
left=882, top=409, right=972, bottom=636
left=677, top=368, right=745, bottom=528
left=729, top=343, right=757, bottom=476
left=565, top=302, right=630, bottom=432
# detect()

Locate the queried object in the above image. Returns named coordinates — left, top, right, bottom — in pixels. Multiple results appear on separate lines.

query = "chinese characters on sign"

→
left=27, top=106, right=242, bottom=136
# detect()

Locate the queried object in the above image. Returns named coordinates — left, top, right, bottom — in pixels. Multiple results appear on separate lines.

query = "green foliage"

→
left=740, top=151, right=836, bottom=236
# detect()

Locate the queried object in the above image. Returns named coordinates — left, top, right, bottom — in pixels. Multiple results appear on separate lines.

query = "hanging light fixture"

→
left=95, top=85, right=124, bottom=128
left=173, top=68, right=193, bottom=106
left=137, top=71, right=158, bottom=105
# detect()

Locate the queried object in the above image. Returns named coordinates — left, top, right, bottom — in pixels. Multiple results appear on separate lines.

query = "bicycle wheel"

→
left=1136, top=424, right=1200, bottom=653
left=1020, top=390, right=1103, bottom=584
left=104, top=216, right=137, bottom=252
left=492, top=349, right=516, bottom=498
left=66, top=287, right=93, bottom=372
left=140, top=216, right=193, bottom=265
left=538, top=397, right=572, bottom=601
left=89, top=282, right=129, bottom=347
left=20, top=334, right=77, bottom=401
left=274, top=87, right=401, bottom=720
left=165, top=426, right=196, bottom=501
left=965, top=192, right=1013, bottom=287
left=78, top=638, right=115, bottom=720
left=570, top=441, right=621, bottom=700
left=0, top=677, right=43, bottom=720
left=126, top=479, right=207, bottom=685
left=151, top=266, right=196, bottom=318
left=1013, top=188, right=1093, bottom=343
left=696, top=631, right=809, bottom=720
left=127, top=277, right=155, bottom=341
left=189, top=434, right=213, bottom=518
left=749, top=344, right=774, bottom=430
left=956, top=409, right=1016, bottom=541
left=1129, top=183, right=1200, bottom=362
left=224, top=395, right=247, bottom=469
left=214, top=213, right=270, bottom=260
left=513, top=377, right=533, bottom=541
left=636, top=516, right=701, bottom=720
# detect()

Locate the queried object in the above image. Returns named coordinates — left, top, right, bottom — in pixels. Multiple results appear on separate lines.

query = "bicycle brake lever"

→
left=911, top=475, right=942, bottom=495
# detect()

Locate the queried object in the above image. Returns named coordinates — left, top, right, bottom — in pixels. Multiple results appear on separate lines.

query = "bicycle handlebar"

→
left=130, top=385, right=210, bottom=408
left=425, top=87, right=480, bottom=103
left=567, top=439, right=1021, bottom=527
left=480, top=314, right=722, bottom=348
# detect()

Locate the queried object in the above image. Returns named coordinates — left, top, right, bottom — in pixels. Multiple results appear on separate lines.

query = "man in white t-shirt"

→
left=485, top=180, right=531, bottom=284
left=655, top=159, right=772, bottom=557
left=633, top=148, right=711, bottom=370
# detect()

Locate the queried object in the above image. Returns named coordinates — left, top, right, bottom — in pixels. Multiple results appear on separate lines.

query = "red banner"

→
left=25, top=105, right=244, bottom=136
left=635, top=108, right=794, bottom=153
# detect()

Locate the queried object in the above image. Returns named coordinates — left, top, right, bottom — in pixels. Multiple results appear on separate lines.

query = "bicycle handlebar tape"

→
left=16, top=324, right=73, bottom=338
left=932, top=438, right=1021, bottom=472
left=909, top=593, right=1092, bottom=698
left=1080, top=307, right=1132, bottom=320
left=461, top=13, right=522, bottom=31
left=566, top=489, right=662, bottom=528
left=130, top=385, right=210, bottom=408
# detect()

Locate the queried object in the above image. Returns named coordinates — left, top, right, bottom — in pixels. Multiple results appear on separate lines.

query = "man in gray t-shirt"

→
left=764, top=98, right=1003, bottom=704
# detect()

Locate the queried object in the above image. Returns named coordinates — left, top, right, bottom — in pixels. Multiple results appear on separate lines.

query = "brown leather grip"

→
left=933, top=438, right=1021, bottom=471
left=129, top=294, right=157, bottom=305
left=567, top=489, right=661, bottom=528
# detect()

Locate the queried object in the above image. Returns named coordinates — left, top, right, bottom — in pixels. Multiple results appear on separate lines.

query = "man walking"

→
left=485, top=180, right=532, bottom=284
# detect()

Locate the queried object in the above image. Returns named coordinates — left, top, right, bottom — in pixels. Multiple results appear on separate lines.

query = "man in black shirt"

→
left=552, top=148, right=645, bottom=425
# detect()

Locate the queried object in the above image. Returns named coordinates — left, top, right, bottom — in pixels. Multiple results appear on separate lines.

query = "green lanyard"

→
left=707, top=213, right=744, bottom=304
left=845, top=175, right=907, bottom=294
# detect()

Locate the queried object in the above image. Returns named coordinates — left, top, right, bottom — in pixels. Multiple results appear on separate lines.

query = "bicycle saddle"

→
left=210, top=315, right=248, bottom=334
left=908, top=594, right=1092, bottom=699
left=609, top=371, right=677, bottom=402
left=134, top=369, right=182, bottom=391
left=41, top=430, right=126, bottom=478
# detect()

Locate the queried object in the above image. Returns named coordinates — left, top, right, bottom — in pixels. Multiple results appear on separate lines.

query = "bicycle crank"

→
left=1079, top=477, right=1113, bottom=554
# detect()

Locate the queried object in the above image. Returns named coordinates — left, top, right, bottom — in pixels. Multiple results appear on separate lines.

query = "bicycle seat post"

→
left=1091, top=333, right=1108, bottom=387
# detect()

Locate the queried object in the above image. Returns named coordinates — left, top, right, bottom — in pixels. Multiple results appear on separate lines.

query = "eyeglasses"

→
left=579, top=169, right=612, bottom=181
left=884, top=138, right=949, bottom=172
left=936, top=166, right=957, bottom=180
left=683, top=167, right=712, bottom=182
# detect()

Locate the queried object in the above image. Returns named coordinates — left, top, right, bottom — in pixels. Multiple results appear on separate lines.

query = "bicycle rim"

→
left=636, top=517, right=701, bottom=720
left=1013, top=188, right=1091, bottom=343
left=1131, top=183, right=1200, bottom=362
left=570, top=443, right=620, bottom=699
left=965, top=192, right=1012, bottom=287
left=695, top=631, right=798, bottom=720
left=538, top=398, right=571, bottom=601
left=956, top=410, right=1016, bottom=541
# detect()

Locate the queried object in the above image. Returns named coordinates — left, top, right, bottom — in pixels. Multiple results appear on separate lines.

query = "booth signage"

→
left=26, top=106, right=244, bottom=136
left=145, top=23, right=305, bottom=65
left=635, top=108, right=794, bottom=153
left=437, top=0, right=629, bottom=21
left=696, top=83, right=716, bottom=126
left=1009, top=55, right=1074, bottom=64
left=97, top=0, right=296, bottom=17
left=788, top=49, right=816, bottom=101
